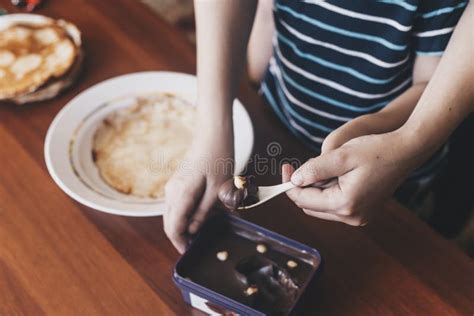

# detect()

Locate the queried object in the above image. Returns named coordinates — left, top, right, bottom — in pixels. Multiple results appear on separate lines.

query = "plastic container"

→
left=173, top=214, right=323, bottom=315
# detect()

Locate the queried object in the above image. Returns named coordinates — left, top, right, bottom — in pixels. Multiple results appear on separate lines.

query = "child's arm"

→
left=247, top=0, right=274, bottom=84
left=322, top=55, right=440, bottom=153
left=164, top=0, right=257, bottom=253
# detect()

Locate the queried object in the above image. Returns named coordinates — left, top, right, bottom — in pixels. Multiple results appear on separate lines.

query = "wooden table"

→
left=0, top=0, right=472, bottom=315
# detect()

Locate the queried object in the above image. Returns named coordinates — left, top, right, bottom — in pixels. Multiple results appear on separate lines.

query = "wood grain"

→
left=0, top=0, right=472, bottom=315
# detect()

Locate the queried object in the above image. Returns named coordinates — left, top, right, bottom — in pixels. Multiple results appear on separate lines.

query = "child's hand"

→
left=164, top=135, right=233, bottom=254
left=282, top=132, right=416, bottom=226
left=281, top=112, right=396, bottom=225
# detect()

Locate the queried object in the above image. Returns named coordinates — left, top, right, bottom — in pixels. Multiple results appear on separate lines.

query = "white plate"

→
left=44, top=72, right=254, bottom=217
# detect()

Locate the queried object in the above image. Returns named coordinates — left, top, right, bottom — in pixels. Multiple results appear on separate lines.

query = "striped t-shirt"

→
left=262, top=0, right=467, bottom=180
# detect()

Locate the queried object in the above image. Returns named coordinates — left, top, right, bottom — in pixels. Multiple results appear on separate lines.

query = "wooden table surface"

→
left=0, top=0, right=472, bottom=315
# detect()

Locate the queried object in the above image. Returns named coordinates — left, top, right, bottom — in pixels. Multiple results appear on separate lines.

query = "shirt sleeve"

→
left=412, top=0, right=468, bottom=56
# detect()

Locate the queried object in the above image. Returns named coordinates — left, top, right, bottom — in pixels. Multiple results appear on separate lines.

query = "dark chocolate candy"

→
left=218, top=175, right=259, bottom=210
left=235, top=255, right=298, bottom=313
left=218, top=179, right=246, bottom=211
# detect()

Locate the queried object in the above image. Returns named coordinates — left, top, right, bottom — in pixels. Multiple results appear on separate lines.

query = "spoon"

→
left=238, top=178, right=337, bottom=210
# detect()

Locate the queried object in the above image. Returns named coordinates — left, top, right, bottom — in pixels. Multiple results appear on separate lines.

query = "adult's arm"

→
left=321, top=54, right=441, bottom=153
left=400, top=1, right=474, bottom=163
left=285, top=2, right=474, bottom=226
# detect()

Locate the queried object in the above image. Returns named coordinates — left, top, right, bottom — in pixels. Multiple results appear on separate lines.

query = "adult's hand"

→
left=283, top=131, right=421, bottom=226
left=283, top=2, right=474, bottom=225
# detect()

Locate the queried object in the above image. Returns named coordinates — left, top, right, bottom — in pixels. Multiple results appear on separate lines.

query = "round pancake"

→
left=92, top=94, right=195, bottom=199
left=0, top=22, right=78, bottom=99
left=11, top=47, right=84, bottom=104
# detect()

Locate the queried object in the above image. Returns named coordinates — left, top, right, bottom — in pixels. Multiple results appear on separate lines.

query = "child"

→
left=164, top=0, right=467, bottom=253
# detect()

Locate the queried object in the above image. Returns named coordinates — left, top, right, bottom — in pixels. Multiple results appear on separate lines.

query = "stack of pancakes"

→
left=0, top=15, right=82, bottom=104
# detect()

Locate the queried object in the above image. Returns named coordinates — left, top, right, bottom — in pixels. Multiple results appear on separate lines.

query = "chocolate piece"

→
left=218, top=175, right=259, bottom=210
left=218, top=180, right=245, bottom=211
left=235, top=255, right=299, bottom=313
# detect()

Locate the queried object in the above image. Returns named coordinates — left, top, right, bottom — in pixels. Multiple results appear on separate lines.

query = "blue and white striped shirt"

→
left=262, top=0, right=467, bottom=180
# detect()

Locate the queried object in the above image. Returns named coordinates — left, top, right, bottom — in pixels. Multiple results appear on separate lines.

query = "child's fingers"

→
left=281, top=163, right=294, bottom=183
left=283, top=163, right=305, bottom=200
left=302, top=209, right=345, bottom=222
left=321, top=130, right=345, bottom=153
left=188, top=188, right=215, bottom=235
left=290, top=149, right=353, bottom=187
left=303, top=208, right=367, bottom=226
left=287, top=186, right=343, bottom=213
left=164, top=175, right=205, bottom=254
left=321, top=115, right=375, bottom=154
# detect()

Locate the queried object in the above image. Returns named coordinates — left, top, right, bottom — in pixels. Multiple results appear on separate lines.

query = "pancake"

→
left=92, top=93, right=195, bottom=199
left=0, top=21, right=78, bottom=99
left=11, top=46, right=83, bottom=104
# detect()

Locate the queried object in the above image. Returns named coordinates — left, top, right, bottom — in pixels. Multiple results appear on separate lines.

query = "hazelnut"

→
left=244, top=285, right=258, bottom=296
left=286, top=260, right=298, bottom=269
left=234, top=176, right=247, bottom=189
left=256, top=244, right=267, bottom=254
left=216, top=251, right=229, bottom=261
